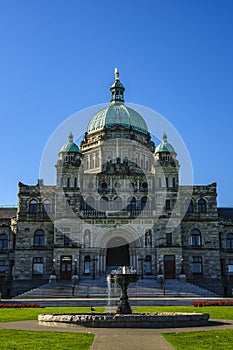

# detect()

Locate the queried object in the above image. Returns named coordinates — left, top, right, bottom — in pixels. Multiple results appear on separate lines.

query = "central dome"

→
left=87, top=103, right=149, bottom=135
left=87, top=69, right=149, bottom=135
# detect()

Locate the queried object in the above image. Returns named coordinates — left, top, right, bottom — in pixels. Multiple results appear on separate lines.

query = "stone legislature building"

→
left=0, top=70, right=233, bottom=298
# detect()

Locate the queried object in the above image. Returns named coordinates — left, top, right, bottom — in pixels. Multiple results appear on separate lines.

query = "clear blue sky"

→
left=0, top=0, right=233, bottom=206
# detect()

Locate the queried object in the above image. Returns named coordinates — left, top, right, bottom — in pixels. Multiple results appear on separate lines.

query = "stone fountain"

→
left=38, top=266, right=210, bottom=328
left=108, top=266, right=139, bottom=314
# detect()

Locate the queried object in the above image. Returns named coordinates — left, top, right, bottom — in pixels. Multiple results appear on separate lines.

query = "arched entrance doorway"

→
left=106, top=237, right=129, bottom=266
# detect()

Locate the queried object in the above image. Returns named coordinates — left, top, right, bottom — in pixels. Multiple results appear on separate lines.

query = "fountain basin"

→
left=38, top=312, right=210, bottom=328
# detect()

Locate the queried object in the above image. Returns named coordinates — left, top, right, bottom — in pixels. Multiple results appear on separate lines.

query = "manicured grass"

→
left=0, top=329, right=94, bottom=350
left=0, top=306, right=105, bottom=322
left=132, top=305, right=233, bottom=320
left=163, top=329, right=233, bottom=350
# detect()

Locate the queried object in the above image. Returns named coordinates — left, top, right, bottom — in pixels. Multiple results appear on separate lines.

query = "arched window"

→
left=42, top=200, right=52, bottom=213
left=34, top=229, right=45, bottom=247
left=0, top=234, right=8, bottom=251
left=141, top=196, right=147, bottom=210
left=190, top=229, right=201, bottom=246
left=86, top=197, right=95, bottom=210
left=127, top=197, right=136, bottom=211
left=226, top=233, right=233, bottom=249
left=145, top=230, right=152, bottom=247
left=185, top=199, right=193, bottom=213
left=29, top=199, right=38, bottom=213
left=198, top=199, right=207, bottom=213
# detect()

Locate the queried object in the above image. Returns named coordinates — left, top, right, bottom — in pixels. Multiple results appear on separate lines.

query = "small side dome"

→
left=60, top=132, right=80, bottom=153
left=155, top=133, right=176, bottom=155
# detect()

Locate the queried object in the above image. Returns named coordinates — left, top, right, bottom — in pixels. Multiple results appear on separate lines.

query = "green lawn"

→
left=0, top=306, right=233, bottom=349
left=0, top=307, right=105, bottom=322
left=133, top=305, right=233, bottom=320
left=163, top=329, right=233, bottom=350
left=0, top=329, right=94, bottom=350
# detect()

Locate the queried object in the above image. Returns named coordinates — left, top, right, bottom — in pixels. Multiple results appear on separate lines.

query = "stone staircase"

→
left=14, top=275, right=218, bottom=300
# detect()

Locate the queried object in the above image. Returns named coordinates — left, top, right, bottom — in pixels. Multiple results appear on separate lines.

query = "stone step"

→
left=14, top=276, right=218, bottom=299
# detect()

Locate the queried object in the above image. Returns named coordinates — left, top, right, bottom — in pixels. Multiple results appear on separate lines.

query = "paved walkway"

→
left=0, top=319, right=233, bottom=350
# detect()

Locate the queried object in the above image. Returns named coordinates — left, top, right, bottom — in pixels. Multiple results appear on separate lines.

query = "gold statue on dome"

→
left=115, top=67, right=119, bottom=79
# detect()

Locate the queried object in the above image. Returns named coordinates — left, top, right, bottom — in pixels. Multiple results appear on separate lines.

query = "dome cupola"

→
left=155, top=133, right=177, bottom=156
left=60, top=132, right=80, bottom=153
left=86, top=69, right=149, bottom=135
left=110, top=68, right=125, bottom=104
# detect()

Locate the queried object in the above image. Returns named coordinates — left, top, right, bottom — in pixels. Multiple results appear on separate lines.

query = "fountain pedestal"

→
left=110, top=271, right=139, bottom=314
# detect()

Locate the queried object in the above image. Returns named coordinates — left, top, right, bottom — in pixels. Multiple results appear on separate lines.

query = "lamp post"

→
left=158, top=258, right=162, bottom=275
left=74, top=258, right=78, bottom=275
left=180, top=258, right=184, bottom=274
left=52, top=258, right=56, bottom=275
left=91, top=257, right=98, bottom=280
left=179, top=257, right=186, bottom=281
left=138, top=257, right=145, bottom=279
left=49, top=258, right=56, bottom=283
left=72, top=258, right=79, bottom=296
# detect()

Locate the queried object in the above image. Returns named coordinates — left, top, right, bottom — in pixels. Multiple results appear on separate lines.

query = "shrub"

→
left=0, top=303, right=42, bottom=308
left=192, top=300, right=233, bottom=307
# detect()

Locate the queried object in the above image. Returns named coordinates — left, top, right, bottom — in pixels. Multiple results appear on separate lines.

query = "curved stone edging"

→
left=38, top=312, right=210, bottom=328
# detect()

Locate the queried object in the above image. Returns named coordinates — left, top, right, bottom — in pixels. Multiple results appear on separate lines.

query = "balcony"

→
left=80, top=209, right=154, bottom=218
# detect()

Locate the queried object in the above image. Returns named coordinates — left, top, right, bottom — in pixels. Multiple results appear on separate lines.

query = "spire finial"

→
left=115, top=67, right=119, bottom=80
left=162, top=132, right=167, bottom=142
left=69, top=132, right=73, bottom=143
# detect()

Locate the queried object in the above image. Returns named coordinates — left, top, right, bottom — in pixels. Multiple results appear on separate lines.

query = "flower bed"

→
left=0, top=303, right=42, bottom=308
left=192, top=300, right=233, bottom=307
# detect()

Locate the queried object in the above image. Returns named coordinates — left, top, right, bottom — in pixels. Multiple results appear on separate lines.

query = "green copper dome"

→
left=87, top=69, right=148, bottom=135
left=87, top=104, right=149, bottom=134
left=60, top=132, right=80, bottom=153
left=155, top=133, right=176, bottom=154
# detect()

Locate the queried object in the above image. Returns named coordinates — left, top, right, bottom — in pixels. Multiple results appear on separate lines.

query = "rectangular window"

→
left=74, top=177, right=77, bottom=188
left=173, top=177, right=176, bottom=188
left=32, top=257, right=43, bottom=275
left=165, top=199, right=171, bottom=210
left=166, top=177, right=173, bottom=188
left=166, top=232, right=172, bottom=246
left=0, top=260, right=6, bottom=273
left=67, top=177, right=70, bottom=188
left=228, top=259, right=233, bottom=272
left=192, top=257, right=202, bottom=274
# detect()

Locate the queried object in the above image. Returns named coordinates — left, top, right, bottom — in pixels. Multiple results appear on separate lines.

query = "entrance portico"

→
left=106, top=237, right=129, bottom=266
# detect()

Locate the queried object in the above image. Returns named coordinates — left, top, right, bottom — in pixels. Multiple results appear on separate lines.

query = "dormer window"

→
left=198, top=199, right=207, bottom=213
left=29, top=199, right=38, bottom=213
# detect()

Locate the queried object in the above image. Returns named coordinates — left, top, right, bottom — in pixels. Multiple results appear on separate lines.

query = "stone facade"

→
left=0, top=71, right=233, bottom=297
